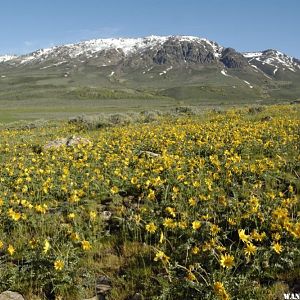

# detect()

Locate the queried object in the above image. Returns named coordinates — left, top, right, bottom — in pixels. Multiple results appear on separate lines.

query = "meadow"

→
left=0, top=104, right=299, bottom=299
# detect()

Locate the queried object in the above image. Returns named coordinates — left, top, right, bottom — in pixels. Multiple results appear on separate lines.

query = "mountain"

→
left=0, top=35, right=299, bottom=103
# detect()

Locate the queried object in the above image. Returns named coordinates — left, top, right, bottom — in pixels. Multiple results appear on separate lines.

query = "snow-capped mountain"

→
left=1, top=36, right=299, bottom=77
left=0, top=36, right=299, bottom=102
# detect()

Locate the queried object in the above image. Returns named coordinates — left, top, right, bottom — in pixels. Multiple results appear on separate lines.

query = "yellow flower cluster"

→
left=0, top=104, right=298, bottom=297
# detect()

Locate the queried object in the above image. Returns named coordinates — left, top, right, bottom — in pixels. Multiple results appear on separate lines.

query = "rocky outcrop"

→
left=220, top=47, right=249, bottom=68
left=152, top=39, right=216, bottom=65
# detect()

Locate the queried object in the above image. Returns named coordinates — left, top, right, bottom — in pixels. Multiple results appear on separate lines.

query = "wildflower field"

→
left=0, top=105, right=299, bottom=299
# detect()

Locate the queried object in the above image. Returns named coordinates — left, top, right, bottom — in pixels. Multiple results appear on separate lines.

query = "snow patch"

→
left=243, top=80, right=253, bottom=88
left=251, top=64, right=259, bottom=72
left=0, top=55, right=17, bottom=62
left=202, top=39, right=223, bottom=58
left=40, top=61, right=67, bottom=69
left=221, top=69, right=231, bottom=77
left=159, top=66, right=173, bottom=76
left=243, top=52, right=263, bottom=58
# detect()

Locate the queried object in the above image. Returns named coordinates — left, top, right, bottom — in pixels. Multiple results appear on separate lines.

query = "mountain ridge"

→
left=1, top=35, right=299, bottom=67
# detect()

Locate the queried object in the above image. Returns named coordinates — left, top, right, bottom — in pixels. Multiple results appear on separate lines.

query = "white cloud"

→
left=24, top=41, right=34, bottom=47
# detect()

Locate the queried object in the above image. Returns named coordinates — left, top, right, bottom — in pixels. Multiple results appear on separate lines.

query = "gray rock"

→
left=138, top=151, right=160, bottom=158
left=96, top=276, right=112, bottom=296
left=44, top=136, right=91, bottom=150
left=0, top=291, right=25, bottom=300
left=261, top=116, right=272, bottom=121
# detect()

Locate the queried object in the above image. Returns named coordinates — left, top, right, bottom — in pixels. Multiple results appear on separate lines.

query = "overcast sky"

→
left=1, top=0, right=299, bottom=58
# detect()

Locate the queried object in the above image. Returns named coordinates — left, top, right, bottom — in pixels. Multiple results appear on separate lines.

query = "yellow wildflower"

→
left=210, top=224, right=221, bottom=236
left=251, top=230, right=265, bottom=242
left=81, top=240, right=92, bottom=251
left=110, top=186, right=119, bottom=194
left=178, top=220, right=188, bottom=229
left=191, top=246, right=200, bottom=254
left=54, top=259, right=64, bottom=271
left=8, top=208, right=21, bottom=221
left=147, top=189, right=155, bottom=200
left=89, top=211, right=97, bottom=220
left=154, top=250, right=170, bottom=264
left=35, top=204, right=47, bottom=214
left=186, top=271, right=197, bottom=281
left=7, top=244, right=15, bottom=256
left=272, top=242, right=283, bottom=254
left=43, top=239, right=51, bottom=254
left=145, top=222, right=157, bottom=233
left=220, top=253, right=235, bottom=268
left=272, top=232, right=281, bottom=241
left=192, top=220, right=201, bottom=230
left=163, top=218, right=177, bottom=229
left=214, top=281, right=230, bottom=300
left=238, top=229, right=251, bottom=243
left=188, top=197, right=197, bottom=206
left=130, top=177, right=138, bottom=185
left=227, top=218, right=236, bottom=226
left=70, top=232, right=80, bottom=241
left=29, top=238, right=38, bottom=249
left=244, top=243, right=257, bottom=256
left=68, top=212, right=75, bottom=219
left=159, top=231, right=164, bottom=244
left=165, top=207, right=176, bottom=217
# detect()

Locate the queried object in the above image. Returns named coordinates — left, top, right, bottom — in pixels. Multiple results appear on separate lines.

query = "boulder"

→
left=0, top=291, right=25, bottom=300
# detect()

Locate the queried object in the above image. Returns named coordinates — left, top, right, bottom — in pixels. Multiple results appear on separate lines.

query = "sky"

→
left=0, top=0, right=299, bottom=58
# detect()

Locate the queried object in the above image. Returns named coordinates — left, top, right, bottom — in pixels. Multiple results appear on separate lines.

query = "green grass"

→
left=0, top=61, right=299, bottom=123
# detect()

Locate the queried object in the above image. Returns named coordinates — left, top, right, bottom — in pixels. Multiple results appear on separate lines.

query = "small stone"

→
left=0, top=291, right=25, bottom=300
left=261, top=116, right=272, bottom=121
left=101, top=211, right=112, bottom=221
